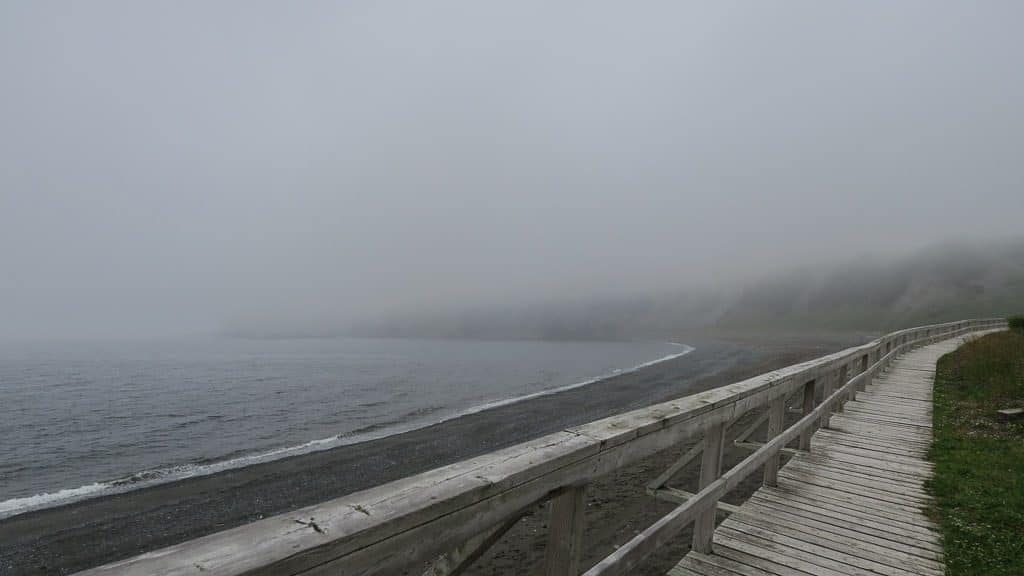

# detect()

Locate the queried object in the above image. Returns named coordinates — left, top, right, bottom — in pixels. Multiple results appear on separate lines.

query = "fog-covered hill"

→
left=713, top=239, right=1024, bottom=332
left=227, top=238, right=1024, bottom=340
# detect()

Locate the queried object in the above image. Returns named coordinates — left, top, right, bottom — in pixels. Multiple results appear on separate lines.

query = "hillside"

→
left=231, top=238, right=1024, bottom=341
left=714, top=240, right=1024, bottom=332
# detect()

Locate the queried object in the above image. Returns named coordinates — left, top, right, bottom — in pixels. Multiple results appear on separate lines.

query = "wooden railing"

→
left=78, top=318, right=1006, bottom=576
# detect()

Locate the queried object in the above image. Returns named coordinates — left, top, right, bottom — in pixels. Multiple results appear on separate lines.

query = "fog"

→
left=2, top=2, right=1023, bottom=340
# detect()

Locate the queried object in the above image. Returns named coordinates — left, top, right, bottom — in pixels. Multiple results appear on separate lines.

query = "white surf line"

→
left=0, top=342, right=695, bottom=520
left=456, top=343, right=695, bottom=415
left=0, top=483, right=109, bottom=520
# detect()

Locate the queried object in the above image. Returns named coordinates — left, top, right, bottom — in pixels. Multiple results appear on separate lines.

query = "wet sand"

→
left=0, top=332, right=865, bottom=575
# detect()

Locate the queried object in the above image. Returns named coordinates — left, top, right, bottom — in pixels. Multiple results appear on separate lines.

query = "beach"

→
left=0, top=332, right=863, bottom=575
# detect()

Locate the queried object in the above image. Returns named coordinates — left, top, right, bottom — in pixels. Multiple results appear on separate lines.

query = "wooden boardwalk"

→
left=76, top=320, right=1005, bottom=576
left=669, top=338, right=965, bottom=576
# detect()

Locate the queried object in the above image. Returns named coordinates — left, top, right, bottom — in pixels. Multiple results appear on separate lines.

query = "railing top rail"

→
left=585, top=318, right=999, bottom=576
left=77, top=318, right=1006, bottom=576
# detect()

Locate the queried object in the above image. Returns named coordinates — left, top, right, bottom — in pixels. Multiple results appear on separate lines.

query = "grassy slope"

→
left=928, top=330, right=1024, bottom=576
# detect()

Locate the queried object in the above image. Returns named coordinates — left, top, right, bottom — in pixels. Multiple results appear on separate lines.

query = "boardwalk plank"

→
left=715, top=531, right=857, bottom=576
left=812, top=430, right=930, bottom=452
left=808, top=444, right=935, bottom=469
left=741, top=500, right=943, bottom=557
left=667, top=336, right=967, bottom=576
left=777, top=469, right=931, bottom=506
left=681, top=552, right=781, bottom=576
left=725, top=513, right=944, bottom=573
left=720, top=521, right=942, bottom=576
left=714, top=544, right=826, bottom=576
left=790, top=456, right=930, bottom=487
left=750, top=491, right=941, bottom=543
left=781, top=462, right=930, bottom=500
left=798, top=450, right=933, bottom=479
left=773, top=480, right=929, bottom=520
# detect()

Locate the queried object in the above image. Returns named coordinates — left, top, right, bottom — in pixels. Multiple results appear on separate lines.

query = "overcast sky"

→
left=2, top=1, right=1022, bottom=338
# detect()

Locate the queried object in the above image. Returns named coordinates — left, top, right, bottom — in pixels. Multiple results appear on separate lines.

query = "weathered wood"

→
left=778, top=471, right=930, bottom=509
left=76, top=382, right=774, bottom=576
left=646, top=442, right=705, bottom=492
left=785, top=460, right=929, bottom=497
left=672, top=554, right=740, bottom=576
left=423, top=512, right=524, bottom=576
left=724, top=514, right=945, bottom=575
left=732, top=410, right=769, bottom=444
left=733, top=441, right=798, bottom=457
left=742, top=499, right=943, bottom=556
left=821, top=370, right=834, bottom=426
left=786, top=460, right=928, bottom=496
left=649, top=487, right=740, bottom=515
left=812, top=430, right=930, bottom=454
left=584, top=354, right=890, bottom=576
left=692, top=423, right=726, bottom=554
left=732, top=389, right=799, bottom=447
left=798, top=379, right=816, bottom=451
left=714, top=531, right=853, bottom=576
left=720, top=521, right=942, bottom=576
left=752, top=490, right=939, bottom=541
left=544, top=485, right=586, bottom=576
left=73, top=319, right=1005, bottom=576
left=837, top=363, right=850, bottom=414
left=665, top=332, right=1007, bottom=576
left=762, top=397, right=786, bottom=487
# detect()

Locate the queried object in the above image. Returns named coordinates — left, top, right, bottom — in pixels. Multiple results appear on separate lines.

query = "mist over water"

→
left=1, top=0, right=1024, bottom=538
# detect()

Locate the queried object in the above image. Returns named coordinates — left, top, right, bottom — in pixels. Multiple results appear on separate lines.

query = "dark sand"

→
left=459, top=391, right=809, bottom=576
left=0, top=332, right=866, bottom=575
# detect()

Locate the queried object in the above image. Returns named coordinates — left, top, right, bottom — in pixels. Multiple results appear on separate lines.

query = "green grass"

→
left=928, top=330, right=1024, bottom=576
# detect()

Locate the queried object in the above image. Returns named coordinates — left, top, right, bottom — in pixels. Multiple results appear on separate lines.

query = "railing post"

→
left=839, top=363, right=852, bottom=412
left=857, top=354, right=869, bottom=391
left=691, top=422, right=726, bottom=554
left=829, top=364, right=848, bottom=422
left=763, top=396, right=786, bottom=487
left=545, top=485, right=586, bottom=576
left=799, top=379, right=816, bottom=451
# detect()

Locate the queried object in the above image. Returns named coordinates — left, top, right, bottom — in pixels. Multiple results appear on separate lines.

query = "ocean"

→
left=0, top=336, right=691, bottom=519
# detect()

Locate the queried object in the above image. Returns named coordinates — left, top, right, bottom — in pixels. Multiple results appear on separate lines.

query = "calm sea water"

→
left=0, top=337, right=691, bottom=518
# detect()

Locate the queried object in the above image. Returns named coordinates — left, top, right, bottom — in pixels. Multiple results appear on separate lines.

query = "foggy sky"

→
left=2, top=1, right=1023, bottom=339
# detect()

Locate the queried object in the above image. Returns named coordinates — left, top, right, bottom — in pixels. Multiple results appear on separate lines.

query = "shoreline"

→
left=0, top=332, right=863, bottom=576
left=0, top=343, right=695, bottom=521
